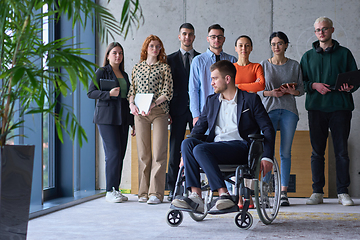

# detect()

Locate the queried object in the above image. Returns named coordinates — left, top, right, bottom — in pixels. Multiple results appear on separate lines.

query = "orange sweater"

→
left=233, top=62, right=265, bottom=93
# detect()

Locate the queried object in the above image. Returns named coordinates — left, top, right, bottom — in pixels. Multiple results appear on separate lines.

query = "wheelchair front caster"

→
left=166, top=209, right=183, bottom=227
left=234, top=211, right=253, bottom=230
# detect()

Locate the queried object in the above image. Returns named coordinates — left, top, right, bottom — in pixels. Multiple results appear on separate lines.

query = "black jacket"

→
left=168, top=50, right=200, bottom=117
left=87, top=64, right=133, bottom=126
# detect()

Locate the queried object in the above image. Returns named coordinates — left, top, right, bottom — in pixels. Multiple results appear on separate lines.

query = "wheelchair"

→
left=166, top=134, right=281, bottom=230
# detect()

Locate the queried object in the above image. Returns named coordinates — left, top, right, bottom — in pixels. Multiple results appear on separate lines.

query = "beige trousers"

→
left=135, top=106, right=168, bottom=201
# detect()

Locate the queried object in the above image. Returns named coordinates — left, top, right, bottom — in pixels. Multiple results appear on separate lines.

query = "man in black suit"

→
left=167, top=23, right=200, bottom=201
left=171, top=60, right=275, bottom=212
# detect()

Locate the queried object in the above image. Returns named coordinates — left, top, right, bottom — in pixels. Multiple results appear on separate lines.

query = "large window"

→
left=28, top=4, right=96, bottom=211
left=42, top=3, right=55, bottom=190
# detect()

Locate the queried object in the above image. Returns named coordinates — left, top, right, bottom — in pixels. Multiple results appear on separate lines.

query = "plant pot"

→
left=0, top=145, right=35, bottom=240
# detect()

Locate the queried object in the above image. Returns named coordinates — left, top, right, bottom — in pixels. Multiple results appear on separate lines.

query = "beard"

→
left=210, top=43, right=223, bottom=50
left=214, top=84, right=227, bottom=94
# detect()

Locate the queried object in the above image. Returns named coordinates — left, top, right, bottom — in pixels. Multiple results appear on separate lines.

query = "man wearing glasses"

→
left=189, top=24, right=237, bottom=126
left=300, top=16, right=358, bottom=206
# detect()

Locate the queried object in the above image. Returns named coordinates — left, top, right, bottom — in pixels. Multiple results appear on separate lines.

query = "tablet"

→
left=330, top=70, right=360, bottom=90
left=280, top=82, right=297, bottom=88
left=134, top=93, right=154, bottom=114
left=100, top=79, right=117, bottom=91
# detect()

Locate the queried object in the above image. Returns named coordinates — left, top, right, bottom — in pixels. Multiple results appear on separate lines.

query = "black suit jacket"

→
left=192, top=90, right=275, bottom=160
left=87, top=64, right=133, bottom=126
left=168, top=50, right=200, bottom=117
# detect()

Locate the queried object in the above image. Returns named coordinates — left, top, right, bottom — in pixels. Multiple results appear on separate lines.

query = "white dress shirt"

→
left=214, top=89, right=243, bottom=142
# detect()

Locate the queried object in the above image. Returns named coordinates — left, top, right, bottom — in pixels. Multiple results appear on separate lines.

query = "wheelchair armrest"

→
left=186, top=134, right=208, bottom=141
left=247, top=134, right=264, bottom=172
left=248, top=134, right=264, bottom=141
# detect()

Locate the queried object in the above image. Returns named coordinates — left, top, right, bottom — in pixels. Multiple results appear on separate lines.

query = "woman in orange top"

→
left=233, top=35, right=265, bottom=93
left=234, top=37, right=264, bottom=209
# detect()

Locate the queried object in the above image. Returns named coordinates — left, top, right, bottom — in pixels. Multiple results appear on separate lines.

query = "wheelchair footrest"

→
left=170, top=204, right=204, bottom=214
left=208, top=205, right=239, bottom=215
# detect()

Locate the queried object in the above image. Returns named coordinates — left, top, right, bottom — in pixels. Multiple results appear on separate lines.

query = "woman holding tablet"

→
left=260, top=31, right=304, bottom=206
left=128, top=35, right=173, bottom=204
left=87, top=42, right=134, bottom=203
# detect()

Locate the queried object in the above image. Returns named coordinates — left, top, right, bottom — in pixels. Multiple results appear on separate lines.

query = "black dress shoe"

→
left=167, top=191, right=173, bottom=201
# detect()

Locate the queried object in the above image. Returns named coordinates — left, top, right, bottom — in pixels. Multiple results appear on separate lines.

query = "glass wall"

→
left=26, top=3, right=96, bottom=212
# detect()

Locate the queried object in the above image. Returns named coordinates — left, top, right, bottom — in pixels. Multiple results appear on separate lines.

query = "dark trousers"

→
left=98, top=124, right=129, bottom=192
left=181, top=138, right=248, bottom=191
left=166, top=109, right=193, bottom=191
left=308, top=110, right=351, bottom=194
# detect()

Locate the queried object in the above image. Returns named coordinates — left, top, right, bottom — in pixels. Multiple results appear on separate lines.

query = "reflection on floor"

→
left=30, top=190, right=105, bottom=219
left=27, top=195, right=360, bottom=240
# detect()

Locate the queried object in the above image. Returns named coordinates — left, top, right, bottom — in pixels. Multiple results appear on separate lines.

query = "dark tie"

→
left=216, top=55, right=220, bottom=62
left=185, top=52, right=190, bottom=76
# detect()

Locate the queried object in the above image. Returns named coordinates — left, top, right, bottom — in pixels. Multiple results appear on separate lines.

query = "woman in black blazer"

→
left=88, top=42, right=135, bottom=203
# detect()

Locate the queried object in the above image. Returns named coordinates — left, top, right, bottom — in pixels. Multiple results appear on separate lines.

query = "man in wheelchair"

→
left=171, top=60, right=275, bottom=213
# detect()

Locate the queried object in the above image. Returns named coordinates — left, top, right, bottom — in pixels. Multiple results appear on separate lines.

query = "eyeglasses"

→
left=208, top=35, right=224, bottom=40
left=271, top=42, right=284, bottom=47
left=148, top=44, right=162, bottom=50
left=314, top=27, right=330, bottom=33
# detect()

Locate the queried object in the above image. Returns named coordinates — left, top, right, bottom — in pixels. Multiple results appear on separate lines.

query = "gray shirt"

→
left=259, top=58, right=304, bottom=116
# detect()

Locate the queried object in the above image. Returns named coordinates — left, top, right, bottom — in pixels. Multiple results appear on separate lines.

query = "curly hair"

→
left=140, top=35, right=167, bottom=63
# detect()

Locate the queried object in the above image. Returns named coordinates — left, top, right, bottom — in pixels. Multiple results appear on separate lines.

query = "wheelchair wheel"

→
left=166, top=209, right=183, bottom=227
left=254, top=157, right=281, bottom=225
left=234, top=211, right=253, bottom=230
left=188, top=180, right=211, bottom=221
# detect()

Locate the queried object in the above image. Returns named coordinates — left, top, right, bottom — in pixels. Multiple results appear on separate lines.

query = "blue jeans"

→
left=181, top=138, right=248, bottom=191
left=268, top=109, right=299, bottom=188
left=308, top=110, right=351, bottom=194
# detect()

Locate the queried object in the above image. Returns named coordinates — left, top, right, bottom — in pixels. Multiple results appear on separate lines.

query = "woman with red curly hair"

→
left=128, top=35, right=173, bottom=204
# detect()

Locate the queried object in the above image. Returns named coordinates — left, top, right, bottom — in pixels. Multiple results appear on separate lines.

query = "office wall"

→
left=97, top=0, right=360, bottom=197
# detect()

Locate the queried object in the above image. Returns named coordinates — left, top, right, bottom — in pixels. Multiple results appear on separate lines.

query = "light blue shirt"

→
left=189, top=48, right=237, bottom=118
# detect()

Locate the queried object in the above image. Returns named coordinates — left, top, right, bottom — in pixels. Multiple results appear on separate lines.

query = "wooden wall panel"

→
left=275, top=131, right=329, bottom=198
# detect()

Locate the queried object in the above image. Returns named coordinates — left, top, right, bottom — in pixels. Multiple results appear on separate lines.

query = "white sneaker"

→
left=215, top=193, right=235, bottom=210
left=119, top=191, right=128, bottom=201
left=171, top=192, right=204, bottom=213
left=147, top=195, right=161, bottom=204
left=138, top=196, right=148, bottom=203
left=116, top=189, right=128, bottom=201
left=106, top=187, right=125, bottom=203
left=338, top=193, right=354, bottom=206
left=306, top=193, right=324, bottom=205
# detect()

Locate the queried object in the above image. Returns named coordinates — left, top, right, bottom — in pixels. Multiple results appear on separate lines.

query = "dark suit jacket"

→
left=87, top=64, right=133, bottom=126
left=168, top=50, right=200, bottom=117
left=192, top=90, right=275, bottom=159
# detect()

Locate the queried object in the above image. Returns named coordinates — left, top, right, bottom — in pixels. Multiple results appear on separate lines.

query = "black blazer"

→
left=87, top=64, right=133, bottom=126
left=168, top=50, right=200, bottom=117
left=192, top=90, right=275, bottom=160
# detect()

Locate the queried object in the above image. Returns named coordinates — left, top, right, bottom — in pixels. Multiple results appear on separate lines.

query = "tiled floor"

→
left=27, top=195, right=360, bottom=240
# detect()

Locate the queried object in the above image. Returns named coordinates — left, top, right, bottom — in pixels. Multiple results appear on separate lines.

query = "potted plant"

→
left=0, top=0, right=143, bottom=238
